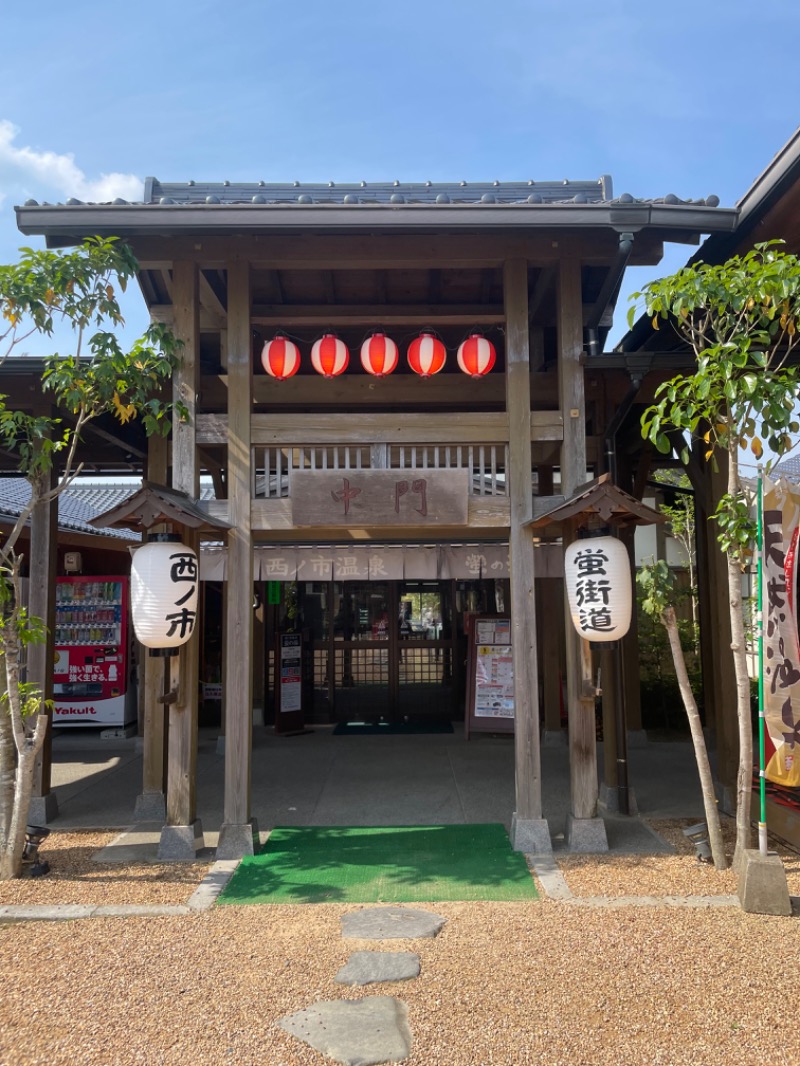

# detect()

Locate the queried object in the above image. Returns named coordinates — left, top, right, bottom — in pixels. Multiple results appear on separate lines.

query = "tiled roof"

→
left=20, top=176, right=722, bottom=210
left=0, top=479, right=141, bottom=539
left=772, top=455, right=800, bottom=483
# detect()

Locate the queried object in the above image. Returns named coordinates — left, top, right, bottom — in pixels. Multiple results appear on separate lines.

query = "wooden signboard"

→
left=465, top=615, right=514, bottom=738
left=291, top=468, right=469, bottom=527
left=274, top=632, right=305, bottom=735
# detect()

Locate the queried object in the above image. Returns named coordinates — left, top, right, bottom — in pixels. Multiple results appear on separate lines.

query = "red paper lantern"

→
left=360, top=332, right=399, bottom=377
left=457, top=333, right=496, bottom=378
left=260, top=335, right=301, bottom=380
left=311, top=333, right=349, bottom=378
left=407, top=332, right=446, bottom=377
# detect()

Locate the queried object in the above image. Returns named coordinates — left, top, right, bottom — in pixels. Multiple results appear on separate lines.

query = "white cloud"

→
left=0, top=120, right=141, bottom=206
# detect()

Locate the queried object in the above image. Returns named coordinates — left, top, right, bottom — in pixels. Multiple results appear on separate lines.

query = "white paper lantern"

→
left=564, top=535, right=631, bottom=642
left=131, top=536, right=199, bottom=650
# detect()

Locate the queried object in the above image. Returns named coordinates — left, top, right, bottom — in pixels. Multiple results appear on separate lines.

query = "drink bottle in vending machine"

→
left=53, top=576, right=136, bottom=727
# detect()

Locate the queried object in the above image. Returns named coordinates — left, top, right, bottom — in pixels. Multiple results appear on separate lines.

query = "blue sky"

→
left=1, top=0, right=798, bottom=356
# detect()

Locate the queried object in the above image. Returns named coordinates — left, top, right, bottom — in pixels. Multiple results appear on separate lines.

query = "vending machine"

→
left=52, top=575, right=135, bottom=727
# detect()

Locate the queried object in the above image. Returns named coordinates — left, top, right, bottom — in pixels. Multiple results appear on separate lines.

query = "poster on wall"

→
left=474, top=646, right=514, bottom=718
left=465, top=616, right=514, bottom=738
left=274, top=632, right=305, bottom=735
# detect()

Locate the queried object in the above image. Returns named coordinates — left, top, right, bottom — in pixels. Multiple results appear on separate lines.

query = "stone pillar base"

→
left=217, top=818, right=260, bottom=860
left=598, top=782, right=638, bottom=815
left=134, top=790, right=166, bottom=823
left=541, top=730, right=567, bottom=748
left=510, top=814, right=552, bottom=854
left=566, top=814, right=609, bottom=853
left=28, top=792, right=59, bottom=825
left=737, top=849, right=792, bottom=916
left=158, top=820, right=204, bottom=861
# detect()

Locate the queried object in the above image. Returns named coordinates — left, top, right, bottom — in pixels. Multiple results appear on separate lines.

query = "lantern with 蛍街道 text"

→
left=564, top=535, right=631, bottom=642
left=131, top=534, right=199, bottom=653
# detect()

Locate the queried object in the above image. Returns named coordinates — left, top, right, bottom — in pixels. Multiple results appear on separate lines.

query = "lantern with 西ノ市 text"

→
left=131, top=533, right=199, bottom=654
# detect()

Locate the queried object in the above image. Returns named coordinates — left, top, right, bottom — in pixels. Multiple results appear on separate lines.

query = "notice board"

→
left=465, top=615, right=514, bottom=738
left=274, top=632, right=305, bottom=735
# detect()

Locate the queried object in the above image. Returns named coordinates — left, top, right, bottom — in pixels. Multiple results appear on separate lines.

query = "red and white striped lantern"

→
left=360, top=332, right=398, bottom=377
left=261, top=335, right=301, bottom=380
left=311, top=333, right=349, bottom=378
left=407, top=332, right=446, bottom=377
left=457, top=333, right=496, bottom=378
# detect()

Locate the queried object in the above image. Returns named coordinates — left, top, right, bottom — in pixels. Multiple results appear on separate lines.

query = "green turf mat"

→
left=217, top=824, right=539, bottom=904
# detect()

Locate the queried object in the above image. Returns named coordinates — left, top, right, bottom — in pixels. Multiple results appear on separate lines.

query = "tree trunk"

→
left=0, top=666, right=15, bottom=846
left=727, top=446, right=753, bottom=866
left=0, top=714, right=47, bottom=880
left=0, top=584, right=50, bottom=879
left=663, top=606, right=727, bottom=870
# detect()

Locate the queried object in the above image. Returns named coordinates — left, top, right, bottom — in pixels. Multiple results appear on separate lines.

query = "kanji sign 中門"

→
left=290, top=469, right=469, bottom=527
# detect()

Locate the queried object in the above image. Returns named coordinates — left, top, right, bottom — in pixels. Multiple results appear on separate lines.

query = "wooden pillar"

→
left=558, top=257, right=607, bottom=850
left=218, top=259, right=258, bottom=859
left=157, top=260, right=203, bottom=860
left=504, top=259, right=549, bottom=853
left=134, top=433, right=169, bottom=822
left=28, top=461, right=58, bottom=824
left=540, top=579, right=565, bottom=736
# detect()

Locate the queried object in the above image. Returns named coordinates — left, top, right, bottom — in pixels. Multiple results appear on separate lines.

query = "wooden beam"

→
left=199, top=269, right=227, bottom=315
left=504, top=258, right=543, bottom=826
left=140, top=433, right=168, bottom=811
left=240, top=495, right=512, bottom=533
left=163, top=260, right=201, bottom=848
left=198, top=369, right=565, bottom=411
left=132, top=231, right=637, bottom=272
left=528, top=264, right=556, bottom=324
left=198, top=410, right=563, bottom=447
left=557, top=257, right=587, bottom=496
left=250, top=303, right=505, bottom=327
left=150, top=304, right=225, bottom=331
left=557, top=261, right=602, bottom=834
left=219, top=258, right=256, bottom=857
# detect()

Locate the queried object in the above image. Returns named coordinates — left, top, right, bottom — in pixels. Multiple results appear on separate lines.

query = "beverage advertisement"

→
left=53, top=576, right=136, bottom=727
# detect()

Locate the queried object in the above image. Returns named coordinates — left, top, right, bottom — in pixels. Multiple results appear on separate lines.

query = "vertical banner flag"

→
left=763, top=477, right=800, bottom=787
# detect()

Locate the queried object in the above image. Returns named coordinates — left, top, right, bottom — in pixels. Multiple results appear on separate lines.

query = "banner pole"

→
left=757, top=463, right=768, bottom=857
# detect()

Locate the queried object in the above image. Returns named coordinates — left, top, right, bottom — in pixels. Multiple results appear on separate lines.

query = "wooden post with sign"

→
left=465, top=615, right=515, bottom=738
left=274, top=632, right=305, bottom=735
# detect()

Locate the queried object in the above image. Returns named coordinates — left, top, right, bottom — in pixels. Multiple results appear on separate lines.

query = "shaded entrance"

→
left=295, top=578, right=510, bottom=724
left=306, top=580, right=454, bottom=723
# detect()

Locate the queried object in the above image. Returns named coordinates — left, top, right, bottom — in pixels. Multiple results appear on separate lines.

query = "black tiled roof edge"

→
left=0, top=480, right=215, bottom=539
left=20, top=176, right=721, bottom=210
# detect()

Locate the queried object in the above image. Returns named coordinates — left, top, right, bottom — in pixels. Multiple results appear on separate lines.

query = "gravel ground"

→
left=1, top=820, right=799, bottom=1064
left=0, top=832, right=209, bottom=906
left=1, top=902, right=798, bottom=1066
left=558, top=816, right=800, bottom=898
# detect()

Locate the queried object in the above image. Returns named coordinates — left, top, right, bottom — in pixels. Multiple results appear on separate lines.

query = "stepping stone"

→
left=341, top=906, right=446, bottom=940
left=335, top=951, right=420, bottom=986
left=278, top=996, right=411, bottom=1066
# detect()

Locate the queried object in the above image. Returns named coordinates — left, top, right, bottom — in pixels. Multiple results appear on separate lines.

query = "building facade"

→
left=15, top=176, right=737, bottom=858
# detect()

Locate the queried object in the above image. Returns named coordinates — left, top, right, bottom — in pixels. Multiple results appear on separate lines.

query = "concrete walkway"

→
left=43, top=723, right=706, bottom=851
